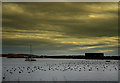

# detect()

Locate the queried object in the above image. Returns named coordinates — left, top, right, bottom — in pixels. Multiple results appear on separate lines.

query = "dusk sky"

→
left=2, top=2, right=118, bottom=56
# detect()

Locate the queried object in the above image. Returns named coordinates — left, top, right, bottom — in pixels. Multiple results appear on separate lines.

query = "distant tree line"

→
left=2, top=53, right=120, bottom=60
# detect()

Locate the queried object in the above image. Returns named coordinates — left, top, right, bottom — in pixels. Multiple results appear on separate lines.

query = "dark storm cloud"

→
left=3, top=2, right=118, bottom=37
left=2, top=2, right=118, bottom=55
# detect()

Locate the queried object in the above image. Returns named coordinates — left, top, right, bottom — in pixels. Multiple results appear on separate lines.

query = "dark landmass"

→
left=2, top=54, right=39, bottom=58
left=1, top=53, right=120, bottom=60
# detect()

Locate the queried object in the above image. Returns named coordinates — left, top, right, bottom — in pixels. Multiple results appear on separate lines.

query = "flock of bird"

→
left=2, top=60, right=119, bottom=80
left=3, top=60, right=119, bottom=80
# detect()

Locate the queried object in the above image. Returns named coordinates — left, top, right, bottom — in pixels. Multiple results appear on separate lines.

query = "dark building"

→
left=85, top=53, right=104, bottom=59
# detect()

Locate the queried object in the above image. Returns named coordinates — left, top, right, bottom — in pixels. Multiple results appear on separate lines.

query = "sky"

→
left=2, top=2, right=118, bottom=56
